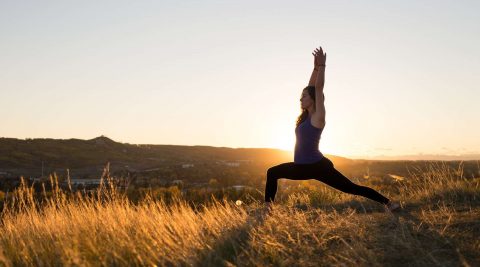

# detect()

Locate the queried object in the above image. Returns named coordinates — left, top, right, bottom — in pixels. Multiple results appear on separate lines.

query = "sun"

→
left=268, top=116, right=297, bottom=153
left=272, top=133, right=295, bottom=152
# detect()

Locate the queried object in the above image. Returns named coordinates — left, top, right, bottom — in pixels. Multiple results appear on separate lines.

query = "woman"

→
left=264, top=46, right=400, bottom=213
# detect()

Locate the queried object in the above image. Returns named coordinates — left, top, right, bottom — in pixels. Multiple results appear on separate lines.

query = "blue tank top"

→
left=294, top=116, right=324, bottom=164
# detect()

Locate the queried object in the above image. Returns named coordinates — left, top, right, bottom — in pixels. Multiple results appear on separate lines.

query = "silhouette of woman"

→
left=264, top=46, right=400, bottom=212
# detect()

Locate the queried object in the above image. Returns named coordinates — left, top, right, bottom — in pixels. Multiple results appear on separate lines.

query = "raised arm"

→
left=308, top=68, right=318, bottom=86
left=308, top=48, right=321, bottom=86
left=313, top=46, right=327, bottom=125
left=315, top=66, right=325, bottom=90
left=314, top=46, right=326, bottom=90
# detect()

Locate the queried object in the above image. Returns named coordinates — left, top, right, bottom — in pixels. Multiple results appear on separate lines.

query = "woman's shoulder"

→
left=310, top=114, right=325, bottom=129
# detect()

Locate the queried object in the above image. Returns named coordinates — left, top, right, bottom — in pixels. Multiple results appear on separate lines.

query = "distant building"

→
left=215, top=160, right=246, bottom=167
left=182, top=164, right=194, bottom=168
left=231, top=185, right=246, bottom=192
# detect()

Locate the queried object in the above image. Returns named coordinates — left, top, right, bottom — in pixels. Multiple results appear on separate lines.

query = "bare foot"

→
left=384, top=200, right=401, bottom=212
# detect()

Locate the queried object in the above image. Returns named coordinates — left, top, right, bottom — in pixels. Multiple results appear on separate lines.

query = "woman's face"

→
left=300, top=90, right=313, bottom=109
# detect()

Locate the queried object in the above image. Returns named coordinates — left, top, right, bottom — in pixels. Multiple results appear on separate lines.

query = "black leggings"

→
left=265, top=156, right=390, bottom=204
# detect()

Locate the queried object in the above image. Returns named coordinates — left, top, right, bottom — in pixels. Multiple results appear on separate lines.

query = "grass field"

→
left=0, top=161, right=479, bottom=266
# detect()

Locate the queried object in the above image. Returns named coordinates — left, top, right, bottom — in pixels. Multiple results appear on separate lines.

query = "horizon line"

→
left=2, top=135, right=480, bottom=161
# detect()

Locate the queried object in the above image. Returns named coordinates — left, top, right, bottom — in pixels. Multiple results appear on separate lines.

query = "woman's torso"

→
left=294, top=116, right=324, bottom=164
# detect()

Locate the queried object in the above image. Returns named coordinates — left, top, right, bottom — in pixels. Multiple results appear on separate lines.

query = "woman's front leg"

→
left=265, top=162, right=312, bottom=202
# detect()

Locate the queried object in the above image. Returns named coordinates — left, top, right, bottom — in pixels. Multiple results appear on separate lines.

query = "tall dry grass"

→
left=0, top=161, right=479, bottom=266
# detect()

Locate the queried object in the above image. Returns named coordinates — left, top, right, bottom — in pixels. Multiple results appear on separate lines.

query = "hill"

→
left=0, top=136, right=351, bottom=177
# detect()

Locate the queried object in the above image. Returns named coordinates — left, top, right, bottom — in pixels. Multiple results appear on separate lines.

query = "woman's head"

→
left=300, top=86, right=316, bottom=110
left=296, top=86, right=316, bottom=127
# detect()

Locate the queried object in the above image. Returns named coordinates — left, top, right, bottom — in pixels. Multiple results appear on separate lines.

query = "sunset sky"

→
left=1, top=1, right=479, bottom=160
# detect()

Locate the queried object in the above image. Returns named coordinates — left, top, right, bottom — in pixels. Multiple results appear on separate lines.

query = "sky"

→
left=1, top=0, right=479, bottom=160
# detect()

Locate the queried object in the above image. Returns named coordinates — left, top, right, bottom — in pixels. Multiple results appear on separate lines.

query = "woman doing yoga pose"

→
left=264, top=46, right=400, bottom=213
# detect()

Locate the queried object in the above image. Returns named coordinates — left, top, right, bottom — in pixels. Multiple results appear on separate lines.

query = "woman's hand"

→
left=312, top=46, right=327, bottom=68
left=308, top=46, right=327, bottom=86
